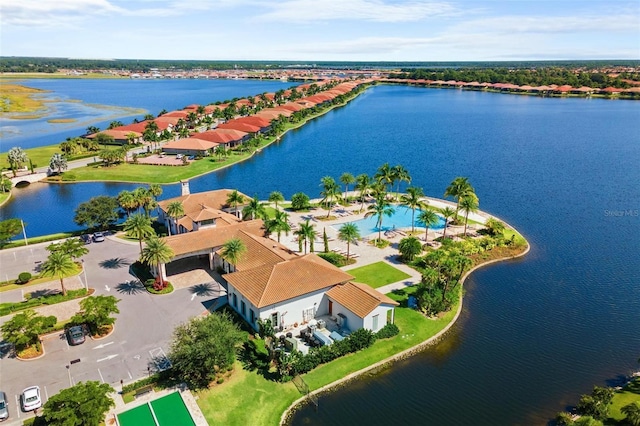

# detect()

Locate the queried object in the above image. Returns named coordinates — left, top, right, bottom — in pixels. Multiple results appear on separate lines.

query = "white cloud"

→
left=256, top=0, right=460, bottom=23
left=1, top=0, right=123, bottom=26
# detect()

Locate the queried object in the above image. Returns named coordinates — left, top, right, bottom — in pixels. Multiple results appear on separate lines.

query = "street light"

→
left=82, top=259, right=88, bottom=291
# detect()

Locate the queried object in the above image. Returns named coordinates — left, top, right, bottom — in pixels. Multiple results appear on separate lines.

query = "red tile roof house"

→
left=191, top=129, right=249, bottom=149
left=158, top=187, right=399, bottom=336
left=87, top=129, right=143, bottom=145
left=161, top=137, right=218, bottom=157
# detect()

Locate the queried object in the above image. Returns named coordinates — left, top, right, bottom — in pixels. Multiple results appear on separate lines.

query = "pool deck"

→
left=279, top=193, right=491, bottom=294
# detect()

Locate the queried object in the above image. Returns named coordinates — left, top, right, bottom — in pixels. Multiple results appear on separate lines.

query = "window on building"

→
left=241, top=301, right=246, bottom=317
left=372, top=314, right=379, bottom=331
left=250, top=309, right=255, bottom=324
left=271, top=312, right=279, bottom=328
left=302, top=306, right=315, bottom=322
left=232, top=293, right=237, bottom=308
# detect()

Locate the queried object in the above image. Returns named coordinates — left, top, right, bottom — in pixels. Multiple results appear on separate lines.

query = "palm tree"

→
left=400, top=186, right=426, bottom=233
left=460, top=193, right=479, bottom=236
left=134, top=187, right=156, bottom=217
left=439, top=206, right=456, bottom=239
left=418, top=207, right=440, bottom=243
left=392, top=165, right=411, bottom=199
left=340, top=172, right=355, bottom=201
left=365, top=194, right=395, bottom=242
left=166, top=201, right=184, bottom=236
left=226, top=190, right=245, bottom=218
left=338, top=223, right=360, bottom=260
left=444, top=177, right=474, bottom=222
left=40, top=251, right=76, bottom=296
left=148, top=184, right=163, bottom=201
left=320, top=176, right=341, bottom=218
left=398, top=236, right=422, bottom=262
left=266, top=210, right=291, bottom=242
left=117, top=190, right=137, bottom=217
left=49, top=153, right=68, bottom=174
left=243, top=195, right=267, bottom=221
left=47, top=238, right=88, bottom=261
left=355, top=173, right=372, bottom=211
left=268, top=191, right=285, bottom=211
left=374, top=163, right=394, bottom=194
left=124, top=213, right=155, bottom=256
left=622, top=402, right=640, bottom=426
left=220, top=238, right=246, bottom=273
left=141, top=237, right=174, bottom=288
left=294, top=220, right=317, bottom=254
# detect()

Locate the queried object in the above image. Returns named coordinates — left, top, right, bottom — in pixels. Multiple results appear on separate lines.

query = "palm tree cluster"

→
left=117, top=185, right=162, bottom=218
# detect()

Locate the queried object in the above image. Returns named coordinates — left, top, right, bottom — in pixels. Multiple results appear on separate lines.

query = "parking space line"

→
left=98, top=368, right=105, bottom=384
left=44, top=385, right=49, bottom=401
left=15, top=395, right=21, bottom=418
left=128, top=370, right=132, bottom=380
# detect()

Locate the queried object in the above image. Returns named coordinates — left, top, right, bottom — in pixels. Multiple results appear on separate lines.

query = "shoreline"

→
left=280, top=217, right=530, bottom=425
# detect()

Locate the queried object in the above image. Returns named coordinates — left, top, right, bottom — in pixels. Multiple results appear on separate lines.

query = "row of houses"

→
left=155, top=185, right=398, bottom=335
left=380, top=78, right=640, bottom=96
left=159, top=80, right=365, bottom=157
left=87, top=79, right=366, bottom=156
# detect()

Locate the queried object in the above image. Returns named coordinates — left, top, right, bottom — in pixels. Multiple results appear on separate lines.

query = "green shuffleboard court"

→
left=117, top=391, right=196, bottom=426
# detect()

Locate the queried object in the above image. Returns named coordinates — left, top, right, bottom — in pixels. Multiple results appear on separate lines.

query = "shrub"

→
left=375, top=323, right=399, bottom=340
left=290, top=192, right=310, bottom=210
left=317, top=252, right=347, bottom=267
left=17, top=272, right=32, bottom=284
left=122, top=374, right=160, bottom=394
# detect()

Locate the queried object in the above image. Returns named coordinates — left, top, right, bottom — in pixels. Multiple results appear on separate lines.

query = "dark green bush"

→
left=17, top=272, right=32, bottom=284
left=122, top=374, right=160, bottom=394
left=375, top=323, right=399, bottom=340
left=317, top=252, right=347, bottom=267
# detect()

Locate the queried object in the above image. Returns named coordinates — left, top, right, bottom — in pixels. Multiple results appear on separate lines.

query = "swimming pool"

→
left=348, top=205, right=445, bottom=236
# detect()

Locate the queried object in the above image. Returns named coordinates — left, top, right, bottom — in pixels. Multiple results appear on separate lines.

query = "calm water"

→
left=2, top=83, right=640, bottom=425
left=0, top=78, right=296, bottom=151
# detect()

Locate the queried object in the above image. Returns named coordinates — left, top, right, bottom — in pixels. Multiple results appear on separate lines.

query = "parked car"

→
left=21, top=386, right=41, bottom=412
left=176, top=154, right=184, bottom=160
left=92, top=232, right=105, bottom=242
left=79, top=234, right=92, bottom=244
left=0, top=390, right=8, bottom=421
left=66, top=325, right=85, bottom=345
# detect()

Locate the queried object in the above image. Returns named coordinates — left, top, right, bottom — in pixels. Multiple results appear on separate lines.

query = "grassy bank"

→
left=347, top=261, right=411, bottom=288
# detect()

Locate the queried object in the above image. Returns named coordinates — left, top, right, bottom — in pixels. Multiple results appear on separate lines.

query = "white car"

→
left=21, top=386, right=41, bottom=412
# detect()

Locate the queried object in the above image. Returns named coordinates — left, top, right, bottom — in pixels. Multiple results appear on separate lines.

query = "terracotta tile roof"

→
left=164, top=219, right=264, bottom=256
left=115, top=121, right=150, bottom=133
left=192, top=130, right=247, bottom=144
left=261, top=107, right=293, bottom=117
left=158, top=188, right=247, bottom=220
left=235, top=116, right=272, bottom=127
left=254, top=111, right=281, bottom=121
left=226, top=254, right=354, bottom=308
left=162, top=137, right=217, bottom=151
left=326, top=281, right=399, bottom=318
left=278, top=102, right=305, bottom=112
left=161, top=111, right=189, bottom=118
left=154, top=116, right=180, bottom=125
left=219, top=231, right=298, bottom=272
left=217, top=121, right=262, bottom=133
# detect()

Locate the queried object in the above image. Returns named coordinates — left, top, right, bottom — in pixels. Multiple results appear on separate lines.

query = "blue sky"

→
left=2, top=0, right=639, bottom=61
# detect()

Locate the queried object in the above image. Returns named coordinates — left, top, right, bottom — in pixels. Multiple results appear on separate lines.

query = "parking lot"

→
left=0, top=236, right=224, bottom=424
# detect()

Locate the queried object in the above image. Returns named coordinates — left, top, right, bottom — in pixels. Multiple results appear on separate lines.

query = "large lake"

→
left=2, top=81, right=640, bottom=424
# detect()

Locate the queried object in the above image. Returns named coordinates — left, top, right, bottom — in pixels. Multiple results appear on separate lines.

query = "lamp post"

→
left=82, top=259, right=88, bottom=291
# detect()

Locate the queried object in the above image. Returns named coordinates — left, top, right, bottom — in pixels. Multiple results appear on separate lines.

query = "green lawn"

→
left=347, top=261, right=412, bottom=288
left=196, top=364, right=300, bottom=426
left=0, top=144, right=61, bottom=172
left=607, top=377, right=640, bottom=423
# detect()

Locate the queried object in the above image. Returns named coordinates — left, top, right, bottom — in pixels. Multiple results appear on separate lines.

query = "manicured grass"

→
left=1, top=232, right=78, bottom=250
left=607, top=377, right=640, bottom=422
left=347, top=261, right=411, bottom=288
left=0, top=263, right=81, bottom=292
left=0, top=144, right=61, bottom=172
left=0, top=192, right=10, bottom=205
left=196, top=363, right=300, bottom=426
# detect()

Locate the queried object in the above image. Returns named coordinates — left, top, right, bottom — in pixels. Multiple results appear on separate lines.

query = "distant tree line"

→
left=396, top=67, right=638, bottom=89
